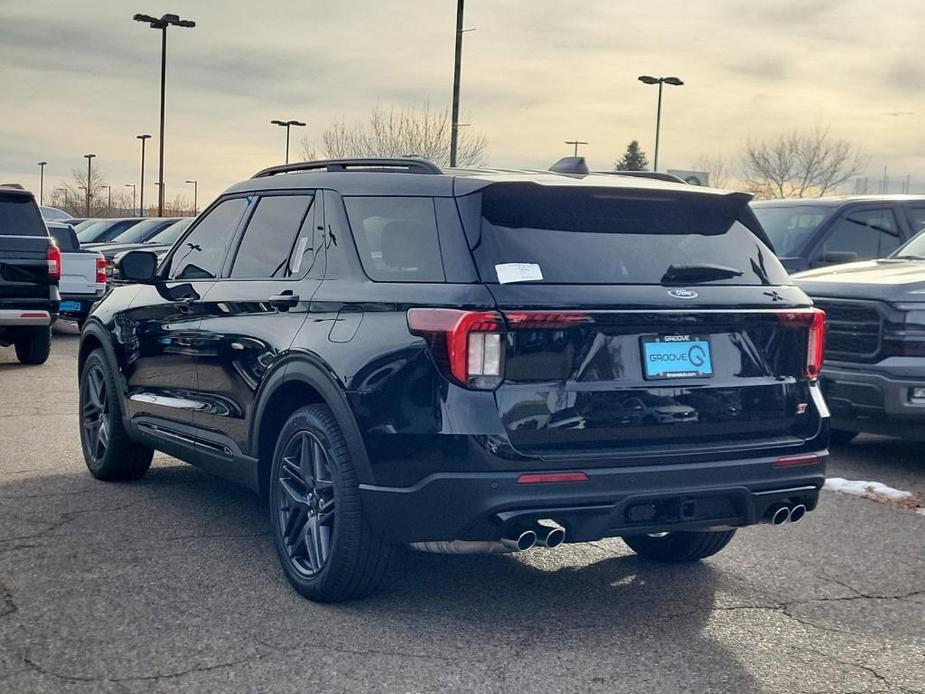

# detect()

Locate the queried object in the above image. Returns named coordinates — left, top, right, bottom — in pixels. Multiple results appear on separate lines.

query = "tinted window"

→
left=343, top=197, right=444, bottom=282
left=472, top=185, right=789, bottom=286
left=822, top=208, right=901, bottom=260
left=169, top=199, right=247, bottom=280
left=0, top=194, right=46, bottom=236
left=48, top=225, right=79, bottom=251
left=231, top=195, right=313, bottom=279
left=109, top=218, right=173, bottom=244
left=149, top=218, right=193, bottom=245
left=907, top=207, right=925, bottom=235
left=750, top=205, right=833, bottom=256
left=76, top=219, right=140, bottom=243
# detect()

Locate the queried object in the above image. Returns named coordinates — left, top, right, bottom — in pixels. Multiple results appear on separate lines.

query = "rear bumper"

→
left=0, top=309, right=53, bottom=327
left=359, top=452, right=827, bottom=543
left=822, top=359, right=925, bottom=438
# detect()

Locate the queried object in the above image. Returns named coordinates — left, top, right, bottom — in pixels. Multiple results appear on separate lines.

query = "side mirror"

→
left=822, top=251, right=859, bottom=265
left=116, top=250, right=158, bottom=284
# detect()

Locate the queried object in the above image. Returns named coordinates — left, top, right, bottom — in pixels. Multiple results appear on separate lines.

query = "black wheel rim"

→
left=275, top=431, right=336, bottom=577
left=81, top=364, right=110, bottom=463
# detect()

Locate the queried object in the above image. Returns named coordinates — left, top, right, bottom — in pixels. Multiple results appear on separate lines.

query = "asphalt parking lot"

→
left=1, top=328, right=922, bottom=693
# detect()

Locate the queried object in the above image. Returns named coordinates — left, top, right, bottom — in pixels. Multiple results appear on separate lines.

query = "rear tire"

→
left=14, top=327, right=51, bottom=364
left=623, top=529, right=736, bottom=562
left=269, top=404, right=394, bottom=602
left=829, top=429, right=858, bottom=446
left=79, top=349, right=153, bottom=481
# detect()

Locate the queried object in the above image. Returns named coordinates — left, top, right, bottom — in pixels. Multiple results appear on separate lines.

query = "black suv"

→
left=78, top=158, right=829, bottom=602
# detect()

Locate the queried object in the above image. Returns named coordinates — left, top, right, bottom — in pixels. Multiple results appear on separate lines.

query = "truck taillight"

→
left=407, top=309, right=504, bottom=389
left=777, top=308, right=826, bottom=380
left=95, top=254, right=107, bottom=284
left=47, top=243, right=61, bottom=281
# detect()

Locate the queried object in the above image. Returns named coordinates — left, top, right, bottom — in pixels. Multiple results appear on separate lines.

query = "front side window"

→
left=168, top=198, right=247, bottom=280
left=230, top=195, right=314, bottom=279
left=821, top=208, right=901, bottom=261
left=343, top=196, right=445, bottom=282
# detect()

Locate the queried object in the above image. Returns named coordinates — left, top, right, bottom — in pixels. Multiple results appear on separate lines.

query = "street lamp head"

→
left=638, top=75, right=660, bottom=85
left=134, top=13, right=195, bottom=29
left=185, top=180, right=196, bottom=184
left=84, top=153, right=96, bottom=159
left=133, top=13, right=159, bottom=24
left=663, top=76, right=684, bottom=86
left=289, top=120, right=306, bottom=127
left=270, top=120, right=287, bottom=126
left=37, top=161, right=47, bottom=166
left=137, top=134, right=152, bottom=140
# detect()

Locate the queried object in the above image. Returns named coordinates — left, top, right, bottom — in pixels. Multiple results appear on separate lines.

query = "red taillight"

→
left=517, top=471, right=589, bottom=484
left=777, top=308, right=826, bottom=380
left=505, top=311, right=592, bottom=330
left=46, top=243, right=61, bottom=281
left=773, top=454, right=819, bottom=468
left=95, top=254, right=107, bottom=284
left=407, top=309, right=504, bottom=388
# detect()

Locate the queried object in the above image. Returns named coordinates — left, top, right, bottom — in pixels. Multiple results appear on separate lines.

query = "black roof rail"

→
left=252, top=157, right=443, bottom=178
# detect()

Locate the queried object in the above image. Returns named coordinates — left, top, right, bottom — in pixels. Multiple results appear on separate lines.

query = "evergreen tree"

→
left=615, top=140, right=649, bottom=171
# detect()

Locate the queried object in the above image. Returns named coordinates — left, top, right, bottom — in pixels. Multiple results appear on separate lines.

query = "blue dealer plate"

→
left=59, top=301, right=82, bottom=313
left=641, top=336, right=713, bottom=380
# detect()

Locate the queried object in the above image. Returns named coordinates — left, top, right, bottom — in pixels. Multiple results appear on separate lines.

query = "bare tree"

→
left=692, top=154, right=731, bottom=189
left=144, top=193, right=193, bottom=217
left=48, top=167, right=109, bottom=217
left=301, top=102, right=487, bottom=168
left=742, top=128, right=867, bottom=198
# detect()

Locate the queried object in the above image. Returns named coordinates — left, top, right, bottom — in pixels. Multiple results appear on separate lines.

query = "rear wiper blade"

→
left=660, top=264, right=743, bottom=285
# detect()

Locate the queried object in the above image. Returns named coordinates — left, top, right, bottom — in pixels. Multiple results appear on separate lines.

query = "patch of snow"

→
left=824, top=477, right=925, bottom=515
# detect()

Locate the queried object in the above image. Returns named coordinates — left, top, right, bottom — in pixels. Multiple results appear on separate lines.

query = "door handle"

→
left=268, top=292, right=300, bottom=311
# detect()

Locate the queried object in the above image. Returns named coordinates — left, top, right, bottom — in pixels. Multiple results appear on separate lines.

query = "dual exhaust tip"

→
left=769, top=503, right=807, bottom=526
left=501, top=522, right=566, bottom=552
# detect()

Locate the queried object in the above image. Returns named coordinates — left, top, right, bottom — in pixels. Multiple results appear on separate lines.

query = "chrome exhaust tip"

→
left=789, top=504, right=807, bottom=523
left=770, top=505, right=791, bottom=526
left=501, top=530, right=537, bottom=552
left=536, top=524, right=566, bottom=549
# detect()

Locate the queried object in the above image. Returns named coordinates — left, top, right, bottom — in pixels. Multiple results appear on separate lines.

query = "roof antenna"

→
left=549, top=157, right=589, bottom=175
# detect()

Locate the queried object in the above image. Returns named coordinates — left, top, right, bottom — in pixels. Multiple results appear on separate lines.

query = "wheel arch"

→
left=252, top=355, right=373, bottom=499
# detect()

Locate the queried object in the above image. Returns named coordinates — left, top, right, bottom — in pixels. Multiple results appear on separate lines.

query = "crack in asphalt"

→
left=21, top=652, right=263, bottom=684
left=0, top=579, right=17, bottom=621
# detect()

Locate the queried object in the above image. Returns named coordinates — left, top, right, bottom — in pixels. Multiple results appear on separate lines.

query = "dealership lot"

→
left=0, top=330, right=922, bottom=693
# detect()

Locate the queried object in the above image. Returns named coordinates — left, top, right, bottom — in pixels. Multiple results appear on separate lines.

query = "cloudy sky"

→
left=2, top=0, right=923, bottom=207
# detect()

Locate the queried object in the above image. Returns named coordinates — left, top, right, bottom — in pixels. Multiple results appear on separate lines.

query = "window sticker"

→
left=495, top=263, right=543, bottom=284
left=290, top=237, right=308, bottom=274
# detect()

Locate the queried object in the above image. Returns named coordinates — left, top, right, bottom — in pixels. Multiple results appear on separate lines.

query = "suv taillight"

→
left=777, top=308, right=826, bottom=380
left=407, top=309, right=504, bottom=389
left=47, top=242, right=61, bottom=281
left=95, top=254, right=107, bottom=285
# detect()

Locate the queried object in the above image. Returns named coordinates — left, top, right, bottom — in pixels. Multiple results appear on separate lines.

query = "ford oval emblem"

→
left=668, top=289, right=699, bottom=299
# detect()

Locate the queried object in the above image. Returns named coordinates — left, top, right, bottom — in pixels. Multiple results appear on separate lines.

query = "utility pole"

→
left=101, top=185, right=112, bottom=216
left=449, top=0, right=465, bottom=167
left=83, top=154, right=96, bottom=217
left=185, top=179, right=197, bottom=215
left=564, top=139, right=588, bottom=157
left=137, top=134, right=151, bottom=216
left=125, top=184, right=136, bottom=215
left=37, top=161, right=47, bottom=205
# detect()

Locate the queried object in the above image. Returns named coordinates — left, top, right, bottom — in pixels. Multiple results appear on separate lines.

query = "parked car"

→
left=46, top=222, right=106, bottom=327
left=84, top=217, right=181, bottom=249
left=40, top=205, right=72, bottom=221
left=101, top=217, right=195, bottom=280
left=751, top=196, right=925, bottom=273
left=75, top=218, right=143, bottom=245
left=794, top=230, right=925, bottom=442
left=78, top=158, right=829, bottom=602
left=0, top=186, right=59, bottom=363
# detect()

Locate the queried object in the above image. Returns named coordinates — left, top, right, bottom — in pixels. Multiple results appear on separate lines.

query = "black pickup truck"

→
left=0, top=186, right=60, bottom=364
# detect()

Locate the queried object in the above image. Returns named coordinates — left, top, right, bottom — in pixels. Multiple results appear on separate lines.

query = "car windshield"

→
left=108, top=219, right=170, bottom=244
left=76, top=219, right=141, bottom=243
left=750, top=205, right=833, bottom=256
left=148, top=217, right=193, bottom=245
left=892, top=229, right=925, bottom=259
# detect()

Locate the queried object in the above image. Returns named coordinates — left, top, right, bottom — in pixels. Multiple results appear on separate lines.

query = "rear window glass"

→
left=0, top=194, right=46, bottom=236
left=751, top=204, right=833, bottom=257
left=343, top=197, right=445, bottom=282
left=48, top=225, right=79, bottom=251
left=472, top=185, right=789, bottom=286
left=77, top=220, right=141, bottom=244
left=109, top=219, right=171, bottom=244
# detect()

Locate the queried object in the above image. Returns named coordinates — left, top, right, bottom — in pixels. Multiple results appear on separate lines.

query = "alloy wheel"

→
left=81, top=364, right=111, bottom=463
left=275, top=431, right=336, bottom=577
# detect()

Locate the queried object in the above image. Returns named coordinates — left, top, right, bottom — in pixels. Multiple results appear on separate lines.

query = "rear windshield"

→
left=77, top=219, right=141, bottom=243
left=751, top=204, right=833, bottom=257
left=48, top=225, right=79, bottom=251
left=0, top=194, right=47, bottom=236
left=471, top=185, right=788, bottom=285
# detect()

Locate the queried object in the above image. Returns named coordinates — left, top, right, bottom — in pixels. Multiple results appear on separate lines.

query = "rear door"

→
left=809, top=206, right=903, bottom=266
left=465, top=184, right=822, bottom=461
left=193, top=191, right=323, bottom=453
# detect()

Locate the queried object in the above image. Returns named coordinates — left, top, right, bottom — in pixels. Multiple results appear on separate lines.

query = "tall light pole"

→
left=184, top=179, right=198, bottom=215
left=37, top=162, right=47, bottom=205
left=136, top=134, right=151, bottom=216
left=133, top=13, right=196, bottom=217
left=270, top=120, right=305, bottom=164
left=564, top=139, right=588, bottom=157
left=125, top=184, right=136, bottom=215
left=101, top=185, right=112, bottom=216
left=449, top=0, right=466, bottom=167
left=638, top=75, right=684, bottom=171
left=83, top=154, right=96, bottom=216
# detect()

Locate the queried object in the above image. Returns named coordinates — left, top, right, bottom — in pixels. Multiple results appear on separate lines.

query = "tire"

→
left=623, top=529, right=736, bottom=562
left=79, top=349, right=153, bottom=481
left=829, top=429, right=859, bottom=446
left=14, top=327, right=51, bottom=365
left=269, top=404, right=393, bottom=602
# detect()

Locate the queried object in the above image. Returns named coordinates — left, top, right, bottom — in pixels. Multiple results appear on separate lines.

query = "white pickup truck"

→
left=47, top=222, right=106, bottom=327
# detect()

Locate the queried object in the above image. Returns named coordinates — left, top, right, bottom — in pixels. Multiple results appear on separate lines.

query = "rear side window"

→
left=49, top=226, right=79, bottom=251
left=231, top=195, right=314, bottom=279
left=471, top=184, right=789, bottom=286
left=169, top=198, right=247, bottom=280
left=0, top=194, right=46, bottom=236
left=343, top=197, right=445, bottom=282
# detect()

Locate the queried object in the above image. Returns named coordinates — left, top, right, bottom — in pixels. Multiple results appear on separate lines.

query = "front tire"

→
left=14, top=327, right=51, bottom=364
left=269, top=404, right=393, bottom=602
left=79, top=349, right=153, bottom=481
left=623, top=529, right=736, bottom=562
